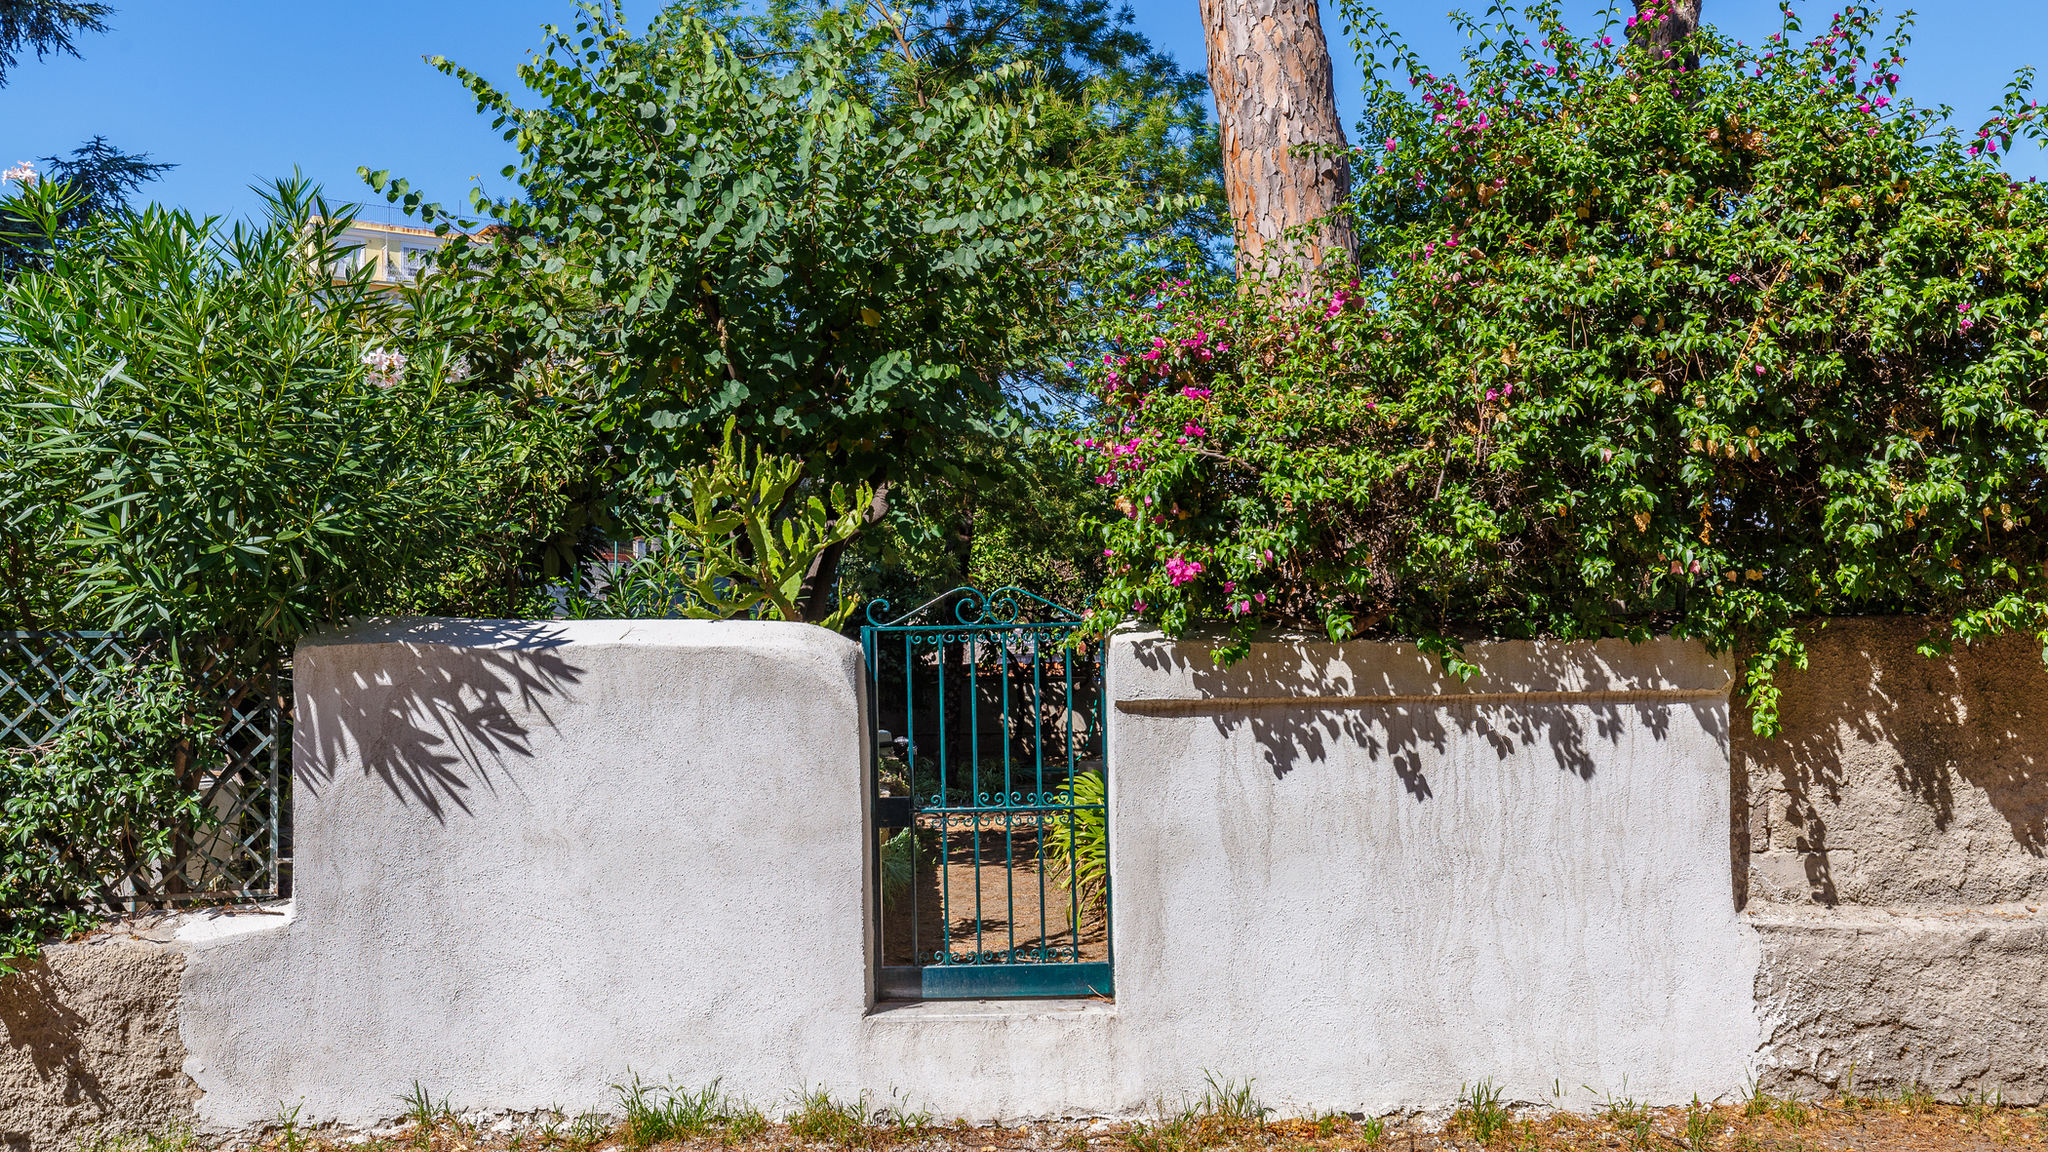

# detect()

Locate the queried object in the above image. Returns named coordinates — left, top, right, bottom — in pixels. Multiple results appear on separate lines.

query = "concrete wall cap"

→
left=297, top=617, right=858, bottom=654
left=1109, top=630, right=1732, bottom=705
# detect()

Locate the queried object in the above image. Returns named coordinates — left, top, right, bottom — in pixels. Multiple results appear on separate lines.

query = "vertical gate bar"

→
left=999, top=629, right=1015, bottom=963
left=1033, top=630, right=1048, bottom=961
left=864, top=627, right=879, bottom=975
left=936, top=633, right=950, bottom=963
left=1098, top=644, right=1112, bottom=971
left=1064, top=642, right=1080, bottom=961
left=903, top=631, right=918, bottom=966
left=968, top=633, right=982, bottom=962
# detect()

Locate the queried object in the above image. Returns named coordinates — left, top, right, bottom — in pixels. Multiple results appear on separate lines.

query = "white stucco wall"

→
left=179, top=621, right=1759, bottom=1127
left=1104, top=632, right=1761, bottom=1114
left=180, top=620, right=880, bottom=1127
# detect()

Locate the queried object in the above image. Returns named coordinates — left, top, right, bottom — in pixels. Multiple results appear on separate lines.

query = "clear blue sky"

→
left=2, top=1, right=2044, bottom=223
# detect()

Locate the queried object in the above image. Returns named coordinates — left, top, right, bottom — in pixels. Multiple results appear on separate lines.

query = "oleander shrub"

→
left=0, top=176, right=581, bottom=662
left=1078, top=2, right=2048, bottom=730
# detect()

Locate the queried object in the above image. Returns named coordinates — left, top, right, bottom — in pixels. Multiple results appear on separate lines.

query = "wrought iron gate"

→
left=861, top=587, right=1111, bottom=1000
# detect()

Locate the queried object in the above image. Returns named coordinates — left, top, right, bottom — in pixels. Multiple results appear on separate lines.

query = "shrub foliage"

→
left=373, top=6, right=1169, bottom=613
left=1080, top=3, right=2048, bottom=729
left=0, top=177, right=579, bottom=666
left=0, top=664, right=219, bottom=971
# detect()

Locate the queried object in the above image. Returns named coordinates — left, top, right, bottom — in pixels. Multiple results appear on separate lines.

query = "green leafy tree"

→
left=0, top=0, right=108, bottom=85
left=1078, top=2, right=2048, bottom=732
left=724, top=0, right=1227, bottom=257
left=374, top=3, right=1169, bottom=619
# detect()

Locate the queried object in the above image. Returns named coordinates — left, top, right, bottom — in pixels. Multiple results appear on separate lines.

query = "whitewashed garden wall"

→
left=181, top=620, right=1752, bottom=1125
left=4, top=616, right=2045, bottom=1145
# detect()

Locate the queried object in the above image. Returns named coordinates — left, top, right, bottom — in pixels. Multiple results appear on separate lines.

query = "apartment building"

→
left=331, top=218, right=458, bottom=285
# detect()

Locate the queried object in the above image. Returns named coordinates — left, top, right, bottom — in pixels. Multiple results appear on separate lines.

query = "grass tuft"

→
left=788, top=1088, right=872, bottom=1148
left=1196, top=1075, right=1269, bottom=1124
left=1684, top=1095, right=1715, bottom=1152
left=1898, top=1082, right=1938, bottom=1114
left=1455, top=1080, right=1512, bottom=1145
left=617, top=1076, right=762, bottom=1148
left=1600, top=1092, right=1655, bottom=1150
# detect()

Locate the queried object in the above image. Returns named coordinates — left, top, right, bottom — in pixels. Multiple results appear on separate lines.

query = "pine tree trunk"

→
left=1199, top=0, right=1354, bottom=279
left=1629, top=0, right=1702, bottom=68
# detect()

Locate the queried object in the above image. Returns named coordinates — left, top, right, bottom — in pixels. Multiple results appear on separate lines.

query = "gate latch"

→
left=876, top=795, right=914, bottom=830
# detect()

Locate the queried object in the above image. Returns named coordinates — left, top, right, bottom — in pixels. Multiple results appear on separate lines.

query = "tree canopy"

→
left=0, top=0, right=108, bottom=85
left=376, top=2, right=1188, bottom=615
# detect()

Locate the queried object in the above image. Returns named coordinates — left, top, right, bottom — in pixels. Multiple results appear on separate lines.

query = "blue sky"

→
left=2, top=1, right=2044, bottom=223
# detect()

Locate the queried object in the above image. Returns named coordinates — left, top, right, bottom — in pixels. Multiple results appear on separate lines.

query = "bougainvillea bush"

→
left=1079, top=1, right=2048, bottom=730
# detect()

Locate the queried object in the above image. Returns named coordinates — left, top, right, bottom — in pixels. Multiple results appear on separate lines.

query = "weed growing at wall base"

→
left=210, top=1088, right=2048, bottom=1152
left=617, top=1077, right=766, bottom=1148
left=786, top=1089, right=931, bottom=1148
left=198, top=1086, right=2048, bottom=1152
left=1453, top=1080, right=1511, bottom=1144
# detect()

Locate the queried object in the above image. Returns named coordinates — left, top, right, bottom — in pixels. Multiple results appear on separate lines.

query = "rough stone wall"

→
left=1737, top=617, right=2048, bottom=1101
left=0, top=931, right=198, bottom=1151
left=1751, top=907, right=2048, bottom=1105
left=1736, top=617, right=2048, bottom=908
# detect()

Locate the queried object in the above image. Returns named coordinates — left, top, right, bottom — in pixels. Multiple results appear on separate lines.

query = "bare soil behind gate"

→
left=881, top=821, right=1109, bottom=967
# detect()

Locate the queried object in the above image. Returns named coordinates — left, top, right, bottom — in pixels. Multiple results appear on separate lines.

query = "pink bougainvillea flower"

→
left=1164, top=557, right=1203, bottom=586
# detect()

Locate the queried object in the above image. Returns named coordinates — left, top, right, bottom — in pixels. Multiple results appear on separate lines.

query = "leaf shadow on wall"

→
left=1122, top=635, right=1718, bottom=800
left=293, top=619, right=586, bottom=822
left=1733, top=619, right=2047, bottom=909
left=0, top=960, right=104, bottom=1119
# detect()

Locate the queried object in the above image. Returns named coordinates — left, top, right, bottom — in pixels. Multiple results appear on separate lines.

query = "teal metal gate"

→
left=862, top=587, right=1110, bottom=1000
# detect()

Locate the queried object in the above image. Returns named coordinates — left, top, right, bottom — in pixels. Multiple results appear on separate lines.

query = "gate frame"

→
left=860, top=587, right=1112, bottom=1001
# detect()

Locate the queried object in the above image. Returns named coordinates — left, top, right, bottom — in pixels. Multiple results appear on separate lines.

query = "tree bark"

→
left=1199, top=0, right=1354, bottom=280
left=1629, top=0, right=1702, bottom=69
